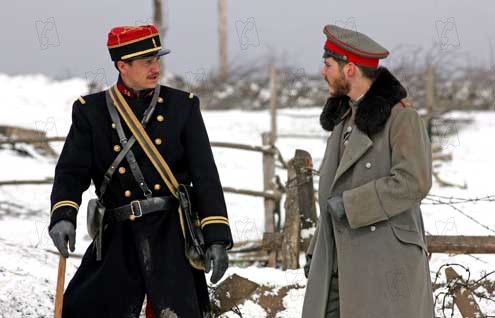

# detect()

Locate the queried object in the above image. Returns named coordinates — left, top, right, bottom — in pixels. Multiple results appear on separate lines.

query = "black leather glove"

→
left=205, top=243, right=229, bottom=284
left=327, top=194, right=346, bottom=220
left=304, top=254, right=312, bottom=278
left=49, top=220, right=76, bottom=258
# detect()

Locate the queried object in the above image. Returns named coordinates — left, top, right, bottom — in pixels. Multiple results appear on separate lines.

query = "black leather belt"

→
left=105, top=196, right=178, bottom=224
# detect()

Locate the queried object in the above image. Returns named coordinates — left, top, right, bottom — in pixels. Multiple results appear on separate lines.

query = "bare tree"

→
left=153, top=0, right=168, bottom=80
left=218, top=0, right=228, bottom=81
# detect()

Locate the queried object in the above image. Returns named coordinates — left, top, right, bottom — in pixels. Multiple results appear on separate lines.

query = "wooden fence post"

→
left=294, top=150, right=317, bottom=251
left=445, top=267, right=483, bottom=318
left=425, top=65, right=434, bottom=138
left=282, top=150, right=317, bottom=269
left=282, top=154, right=300, bottom=269
left=153, top=0, right=168, bottom=79
left=269, top=65, right=277, bottom=144
left=262, top=132, right=277, bottom=266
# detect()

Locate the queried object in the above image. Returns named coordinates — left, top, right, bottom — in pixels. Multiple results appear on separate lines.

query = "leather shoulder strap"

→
left=110, top=85, right=204, bottom=254
left=108, top=85, right=179, bottom=197
left=98, top=86, right=160, bottom=200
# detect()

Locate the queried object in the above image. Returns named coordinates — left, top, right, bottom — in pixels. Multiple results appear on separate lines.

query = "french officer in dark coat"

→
left=48, top=25, right=233, bottom=318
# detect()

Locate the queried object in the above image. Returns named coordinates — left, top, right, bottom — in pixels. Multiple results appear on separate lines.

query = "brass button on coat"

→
left=154, top=183, right=161, bottom=190
left=370, top=225, right=376, bottom=232
left=111, top=123, right=116, bottom=129
left=157, top=115, right=164, bottom=122
left=113, top=145, right=121, bottom=152
left=365, top=162, right=372, bottom=169
left=124, top=190, right=132, bottom=197
left=118, top=167, right=126, bottom=174
left=158, top=97, right=164, bottom=103
left=154, top=138, right=162, bottom=145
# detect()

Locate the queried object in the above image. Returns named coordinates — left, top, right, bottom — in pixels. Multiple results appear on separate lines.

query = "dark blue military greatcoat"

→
left=49, top=78, right=233, bottom=317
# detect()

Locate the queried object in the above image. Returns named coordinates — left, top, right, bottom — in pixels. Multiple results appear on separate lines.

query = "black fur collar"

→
left=320, top=67, right=407, bottom=136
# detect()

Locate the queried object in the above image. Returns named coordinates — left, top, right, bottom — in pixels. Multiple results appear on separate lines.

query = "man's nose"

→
left=152, top=60, right=161, bottom=73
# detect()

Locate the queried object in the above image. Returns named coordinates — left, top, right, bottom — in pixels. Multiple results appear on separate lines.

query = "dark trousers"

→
left=326, top=238, right=340, bottom=318
left=326, top=271, right=340, bottom=318
left=62, top=210, right=209, bottom=318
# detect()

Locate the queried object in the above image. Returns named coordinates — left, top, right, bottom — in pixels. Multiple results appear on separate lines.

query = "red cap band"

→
left=324, top=40, right=379, bottom=68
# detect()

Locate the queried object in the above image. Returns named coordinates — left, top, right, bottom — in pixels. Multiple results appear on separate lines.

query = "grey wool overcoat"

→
left=302, top=68, right=435, bottom=318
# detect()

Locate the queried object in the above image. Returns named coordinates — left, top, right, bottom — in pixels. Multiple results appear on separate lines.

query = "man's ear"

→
left=346, top=62, right=357, bottom=78
left=116, top=61, right=127, bottom=75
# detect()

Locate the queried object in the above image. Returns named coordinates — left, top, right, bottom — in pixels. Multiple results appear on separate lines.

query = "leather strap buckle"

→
left=129, top=200, right=143, bottom=221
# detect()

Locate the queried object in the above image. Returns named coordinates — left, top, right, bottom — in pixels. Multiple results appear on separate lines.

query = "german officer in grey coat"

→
left=302, top=25, right=434, bottom=318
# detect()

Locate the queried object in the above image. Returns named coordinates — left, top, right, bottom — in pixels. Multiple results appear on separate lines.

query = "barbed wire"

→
left=424, top=194, right=495, bottom=204
left=432, top=263, right=495, bottom=318
left=424, top=195, right=495, bottom=234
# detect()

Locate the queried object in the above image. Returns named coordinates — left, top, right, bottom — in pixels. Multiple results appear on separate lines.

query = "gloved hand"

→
left=49, top=220, right=76, bottom=258
left=327, top=194, right=346, bottom=220
left=205, top=243, right=229, bottom=284
left=304, top=254, right=312, bottom=278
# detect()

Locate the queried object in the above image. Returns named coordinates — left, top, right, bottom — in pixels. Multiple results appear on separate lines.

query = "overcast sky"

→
left=1, top=0, right=494, bottom=82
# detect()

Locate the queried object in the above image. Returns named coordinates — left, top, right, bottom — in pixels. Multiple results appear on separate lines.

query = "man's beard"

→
left=328, top=70, right=350, bottom=97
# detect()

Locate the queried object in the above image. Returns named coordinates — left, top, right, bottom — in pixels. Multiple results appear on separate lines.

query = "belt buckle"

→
left=129, top=200, right=143, bottom=221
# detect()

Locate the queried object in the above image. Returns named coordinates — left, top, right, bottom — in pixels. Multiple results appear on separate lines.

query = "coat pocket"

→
left=390, top=225, right=427, bottom=253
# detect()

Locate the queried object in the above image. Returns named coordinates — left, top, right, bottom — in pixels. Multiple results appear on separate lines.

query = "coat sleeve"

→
left=183, top=96, right=234, bottom=248
left=342, top=107, right=432, bottom=229
left=49, top=100, right=93, bottom=231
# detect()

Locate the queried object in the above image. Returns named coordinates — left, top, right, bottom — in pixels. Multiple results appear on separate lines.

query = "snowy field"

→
left=0, top=74, right=494, bottom=317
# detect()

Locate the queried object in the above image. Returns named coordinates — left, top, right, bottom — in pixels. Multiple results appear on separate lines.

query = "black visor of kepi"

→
left=127, top=48, right=171, bottom=61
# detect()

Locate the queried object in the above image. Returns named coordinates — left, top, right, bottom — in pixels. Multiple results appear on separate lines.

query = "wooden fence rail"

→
left=232, top=235, right=495, bottom=255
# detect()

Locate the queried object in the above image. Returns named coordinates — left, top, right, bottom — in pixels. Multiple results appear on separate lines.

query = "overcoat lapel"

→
left=319, top=123, right=343, bottom=200
left=329, top=127, right=373, bottom=193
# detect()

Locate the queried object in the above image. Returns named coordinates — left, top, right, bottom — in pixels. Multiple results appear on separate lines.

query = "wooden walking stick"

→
left=54, top=253, right=67, bottom=318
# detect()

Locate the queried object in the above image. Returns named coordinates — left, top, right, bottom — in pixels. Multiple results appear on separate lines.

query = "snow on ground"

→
left=0, top=74, right=494, bottom=317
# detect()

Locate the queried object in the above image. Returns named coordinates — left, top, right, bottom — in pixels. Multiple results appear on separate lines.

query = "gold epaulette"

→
left=78, top=96, right=86, bottom=104
left=188, top=92, right=194, bottom=99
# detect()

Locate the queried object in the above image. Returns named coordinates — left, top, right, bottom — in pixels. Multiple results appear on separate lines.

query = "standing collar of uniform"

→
left=117, top=75, right=154, bottom=99
left=349, top=93, right=365, bottom=108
